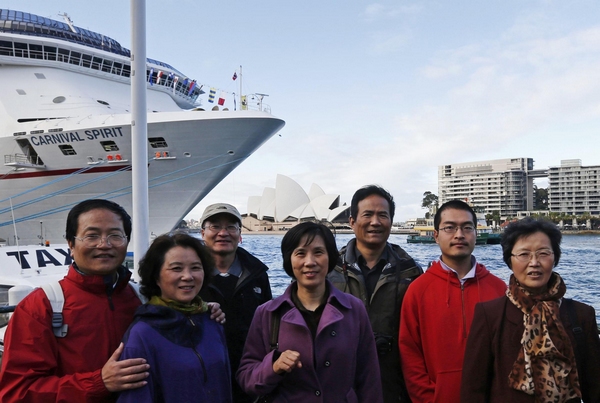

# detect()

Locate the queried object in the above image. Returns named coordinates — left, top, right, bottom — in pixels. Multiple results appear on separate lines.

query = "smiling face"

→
left=510, top=231, right=555, bottom=294
left=433, top=208, right=476, bottom=265
left=67, top=208, right=128, bottom=276
left=350, top=194, right=392, bottom=251
left=201, top=213, right=241, bottom=256
left=291, top=235, right=329, bottom=293
left=156, top=246, right=204, bottom=304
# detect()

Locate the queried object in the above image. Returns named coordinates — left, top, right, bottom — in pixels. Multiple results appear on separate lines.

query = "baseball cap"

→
left=200, top=203, right=242, bottom=226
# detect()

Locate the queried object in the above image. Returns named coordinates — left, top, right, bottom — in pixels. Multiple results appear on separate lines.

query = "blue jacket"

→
left=117, top=304, right=231, bottom=403
left=237, top=281, right=383, bottom=403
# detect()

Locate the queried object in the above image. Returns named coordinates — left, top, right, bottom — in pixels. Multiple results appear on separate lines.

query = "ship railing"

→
left=4, top=153, right=45, bottom=168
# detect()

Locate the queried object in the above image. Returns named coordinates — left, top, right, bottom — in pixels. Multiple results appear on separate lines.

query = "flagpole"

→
left=239, top=65, right=242, bottom=107
left=131, top=0, right=149, bottom=281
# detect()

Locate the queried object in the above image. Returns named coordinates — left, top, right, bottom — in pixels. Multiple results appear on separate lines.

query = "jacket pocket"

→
left=433, top=369, right=461, bottom=403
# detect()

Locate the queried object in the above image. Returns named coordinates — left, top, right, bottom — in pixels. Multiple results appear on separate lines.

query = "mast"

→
left=239, top=65, right=242, bottom=109
left=130, top=0, right=149, bottom=281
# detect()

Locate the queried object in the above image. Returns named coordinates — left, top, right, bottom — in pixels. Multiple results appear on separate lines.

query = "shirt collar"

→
left=438, top=255, right=477, bottom=284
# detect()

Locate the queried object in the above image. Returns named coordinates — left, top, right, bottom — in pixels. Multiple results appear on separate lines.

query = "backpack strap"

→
left=40, top=282, right=68, bottom=338
left=269, top=309, right=281, bottom=351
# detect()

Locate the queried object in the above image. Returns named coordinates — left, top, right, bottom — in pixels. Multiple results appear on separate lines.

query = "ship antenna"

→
left=58, top=12, right=78, bottom=34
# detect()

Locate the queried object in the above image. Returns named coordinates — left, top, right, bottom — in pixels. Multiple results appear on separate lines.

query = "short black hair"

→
left=138, top=233, right=214, bottom=299
left=350, top=185, right=395, bottom=221
left=281, top=222, right=339, bottom=279
left=66, top=199, right=132, bottom=243
left=500, top=217, right=561, bottom=268
left=433, top=200, right=477, bottom=230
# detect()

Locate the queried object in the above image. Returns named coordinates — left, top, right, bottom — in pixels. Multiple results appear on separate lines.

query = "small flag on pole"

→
left=218, top=92, right=226, bottom=106
left=232, top=72, right=237, bottom=81
left=208, top=88, right=216, bottom=103
left=172, top=76, right=179, bottom=93
left=156, top=70, right=163, bottom=84
left=148, top=68, right=154, bottom=86
left=241, top=95, right=248, bottom=110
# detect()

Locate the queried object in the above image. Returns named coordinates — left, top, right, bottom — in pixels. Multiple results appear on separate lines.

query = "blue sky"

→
left=10, top=1, right=600, bottom=222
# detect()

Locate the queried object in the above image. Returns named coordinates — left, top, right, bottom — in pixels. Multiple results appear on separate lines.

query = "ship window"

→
left=1, top=285, right=11, bottom=327
left=92, top=57, right=103, bottom=70
left=148, top=137, right=168, bottom=148
left=122, top=64, right=131, bottom=77
left=81, top=54, right=92, bottom=68
left=44, top=46, right=57, bottom=61
left=0, top=40, right=13, bottom=56
left=58, top=48, right=69, bottom=63
left=29, top=44, right=43, bottom=59
left=102, top=59, right=113, bottom=73
left=100, top=141, right=119, bottom=152
left=14, top=42, right=28, bottom=58
left=112, top=62, right=123, bottom=76
left=59, top=144, right=77, bottom=156
left=70, top=51, right=81, bottom=66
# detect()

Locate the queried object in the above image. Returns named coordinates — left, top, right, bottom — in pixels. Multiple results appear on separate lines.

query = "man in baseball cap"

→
left=199, top=203, right=272, bottom=403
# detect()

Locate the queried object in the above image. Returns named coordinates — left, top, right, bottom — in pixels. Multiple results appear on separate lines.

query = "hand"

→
left=207, top=302, right=226, bottom=324
left=102, top=343, right=150, bottom=392
left=273, top=350, right=302, bottom=374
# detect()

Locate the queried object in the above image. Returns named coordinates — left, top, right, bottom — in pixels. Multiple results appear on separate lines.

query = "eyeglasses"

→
left=438, top=225, right=475, bottom=233
left=74, top=234, right=128, bottom=248
left=203, top=224, right=240, bottom=234
left=511, top=249, right=554, bottom=263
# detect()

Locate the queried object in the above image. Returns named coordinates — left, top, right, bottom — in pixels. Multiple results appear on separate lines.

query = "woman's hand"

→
left=273, top=350, right=302, bottom=374
left=207, top=302, right=226, bottom=324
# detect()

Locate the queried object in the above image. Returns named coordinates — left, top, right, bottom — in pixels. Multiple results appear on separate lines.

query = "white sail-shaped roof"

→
left=275, top=174, right=310, bottom=222
left=308, top=183, right=326, bottom=201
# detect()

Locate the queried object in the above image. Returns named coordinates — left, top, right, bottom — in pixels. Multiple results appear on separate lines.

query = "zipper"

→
left=460, top=283, right=467, bottom=338
left=188, top=317, right=208, bottom=383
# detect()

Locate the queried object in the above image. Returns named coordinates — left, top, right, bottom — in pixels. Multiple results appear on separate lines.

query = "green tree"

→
left=421, top=191, right=439, bottom=209
left=533, top=185, right=548, bottom=210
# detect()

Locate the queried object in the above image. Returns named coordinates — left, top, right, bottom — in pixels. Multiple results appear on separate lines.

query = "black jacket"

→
left=327, top=239, right=422, bottom=403
left=200, top=247, right=272, bottom=403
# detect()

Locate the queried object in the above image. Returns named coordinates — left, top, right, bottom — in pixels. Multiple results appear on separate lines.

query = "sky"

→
left=9, top=1, right=600, bottom=222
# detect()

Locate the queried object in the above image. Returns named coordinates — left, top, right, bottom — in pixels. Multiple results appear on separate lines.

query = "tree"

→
left=421, top=191, right=439, bottom=209
left=533, top=185, right=548, bottom=210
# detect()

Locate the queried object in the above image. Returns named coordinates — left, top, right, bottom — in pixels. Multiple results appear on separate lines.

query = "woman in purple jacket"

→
left=237, top=222, right=383, bottom=403
left=117, top=233, right=231, bottom=403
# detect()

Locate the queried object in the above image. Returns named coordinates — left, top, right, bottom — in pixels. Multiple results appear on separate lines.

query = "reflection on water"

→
left=239, top=233, right=600, bottom=325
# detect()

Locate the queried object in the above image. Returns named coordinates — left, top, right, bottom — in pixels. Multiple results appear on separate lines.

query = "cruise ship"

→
left=0, top=9, right=285, bottom=246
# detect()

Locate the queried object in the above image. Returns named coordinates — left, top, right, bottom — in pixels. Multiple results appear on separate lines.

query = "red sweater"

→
left=399, top=260, right=506, bottom=403
left=0, top=265, right=141, bottom=402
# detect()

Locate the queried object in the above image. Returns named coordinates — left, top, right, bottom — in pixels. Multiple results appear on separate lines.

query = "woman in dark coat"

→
left=461, top=218, right=600, bottom=403
left=237, top=222, right=383, bottom=402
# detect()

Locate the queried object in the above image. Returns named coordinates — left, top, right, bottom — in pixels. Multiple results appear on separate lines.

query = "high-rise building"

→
left=548, top=159, right=600, bottom=216
left=438, top=158, right=534, bottom=217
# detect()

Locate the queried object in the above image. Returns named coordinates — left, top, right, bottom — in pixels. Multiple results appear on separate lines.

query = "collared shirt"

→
left=211, top=256, right=242, bottom=300
left=438, top=255, right=477, bottom=285
left=356, top=248, right=390, bottom=300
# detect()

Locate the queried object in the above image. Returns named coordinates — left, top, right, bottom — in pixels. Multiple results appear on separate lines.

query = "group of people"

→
left=0, top=185, right=598, bottom=402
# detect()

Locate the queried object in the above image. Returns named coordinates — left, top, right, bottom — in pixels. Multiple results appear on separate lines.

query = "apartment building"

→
left=548, top=159, right=600, bottom=216
left=438, top=158, right=534, bottom=217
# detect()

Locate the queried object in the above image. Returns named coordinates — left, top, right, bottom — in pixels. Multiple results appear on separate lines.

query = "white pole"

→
left=130, top=0, right=149, bottom=281
left=239, top=65, right=242, bottom=107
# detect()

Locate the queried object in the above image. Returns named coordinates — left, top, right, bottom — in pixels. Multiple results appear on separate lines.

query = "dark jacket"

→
left=327, top=240, right=423, bottom=403
left=200, top=247, right=272, bottom=402
left=117, top=304, right=231, bottom=403
left=461, top=295, right=600, bottom=403
left=237, top=281, right=383, bottom=403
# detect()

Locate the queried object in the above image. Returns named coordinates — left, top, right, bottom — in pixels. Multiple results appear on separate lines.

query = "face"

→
left=156, top=246, right=204, bottom=304
left=68, top=208, right=128, bottom=276
left=291, top=235, right=329, bottom=292
left=433, top=208, right=476, bottom=263
left=510, top=231, right=554, bottom=293
left=201, top=214, right=241, bottom=256
left=350, top=195, right=392, bottom=250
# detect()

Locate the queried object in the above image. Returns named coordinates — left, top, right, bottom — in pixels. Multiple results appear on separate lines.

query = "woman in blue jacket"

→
left=117, top=233, right=231, bottom=403
left=237, top=222, right=383, bottom=402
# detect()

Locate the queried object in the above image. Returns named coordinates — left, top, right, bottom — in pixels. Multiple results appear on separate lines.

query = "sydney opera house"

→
left=242, top=174, right=351, bottom=232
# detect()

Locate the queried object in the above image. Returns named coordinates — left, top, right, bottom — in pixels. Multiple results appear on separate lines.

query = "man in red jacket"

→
left=399, top=200, right=506, bottom=403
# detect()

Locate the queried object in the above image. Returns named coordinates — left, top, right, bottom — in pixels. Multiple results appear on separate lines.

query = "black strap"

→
left=269, top=309, right=281, bottom=351
left=563, top=298, right=585, bottom=376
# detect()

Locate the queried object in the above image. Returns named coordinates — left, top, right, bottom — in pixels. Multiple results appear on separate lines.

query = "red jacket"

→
left=398, top=260, right=506, bottom=403
left=0, top=265, right=141, bottom=402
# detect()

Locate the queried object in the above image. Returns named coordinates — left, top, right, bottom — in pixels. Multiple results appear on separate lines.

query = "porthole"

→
left=183, top=152, right=191, bottom=157
left=97, top=100, right=109, bottom=106
left=53, top=96, right=66, bottom=104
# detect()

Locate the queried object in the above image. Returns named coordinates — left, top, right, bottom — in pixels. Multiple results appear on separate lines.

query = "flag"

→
left=208, top=88, right=216, bottom=103
left=148, top=68, right=154, bottom=86
left=168, top=72, right=174, bottom=81
left=188, top=80, right=196, bottom=95
left=241, top=95, right=248, bottom=110
left=172, top=76, right=179, bottom=93
left=156, top=70, right=163, bottom=84
left=218, top=92, right=226, bottom=106
left=232, top=72, right=237, bottom=81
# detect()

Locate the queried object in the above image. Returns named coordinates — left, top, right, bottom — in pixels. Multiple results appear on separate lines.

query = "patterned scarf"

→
left=506, top=272, right=581, bottom=403
left=148, top=295, right=208, bottom=315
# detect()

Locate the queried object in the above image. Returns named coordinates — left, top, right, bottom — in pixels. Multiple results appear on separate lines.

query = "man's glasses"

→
left=74, top=234, right=127, bottom=248
left=438, top=225, right=475, bottom=233
left=204, top=224, right=240, bottom=234
left=511, top=249, right=554, bottom=263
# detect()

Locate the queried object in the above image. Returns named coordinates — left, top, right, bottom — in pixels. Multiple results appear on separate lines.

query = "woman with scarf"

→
left=237, top=222, right=383, bottom=402
left=117, top=233, right=231, bottom=403
left=461, top=218, right=600, bottom=403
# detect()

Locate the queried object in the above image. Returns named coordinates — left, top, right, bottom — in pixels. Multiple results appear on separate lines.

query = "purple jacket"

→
left=237, top=281, right=383, bottom=403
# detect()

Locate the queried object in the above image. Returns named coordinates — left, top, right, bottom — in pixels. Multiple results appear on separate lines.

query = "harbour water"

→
left=239, top=233, right=600, bottom=325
